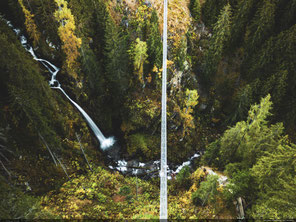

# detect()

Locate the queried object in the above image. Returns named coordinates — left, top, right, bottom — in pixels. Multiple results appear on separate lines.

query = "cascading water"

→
left=7, top=20, right=114, bottom=150
left=6, top=19, right=217, bottom=182
left=53, top=86, right=114, bottom=149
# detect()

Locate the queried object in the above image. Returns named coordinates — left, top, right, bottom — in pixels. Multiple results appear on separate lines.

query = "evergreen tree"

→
left=191, top=174, right=219, bottom=206
left=34, top=0, right=60, bottom=47
left=242, top=24, right=296, bottom=130
left=0, top=21, right=62, bottom=154
left=277, top=0, right=296, bottom=32
left=245, top=0, right=277, bottom=55
left=189, top=0, right=201, bottom=21
left=80, top=42, right=104, bottom=96
left=204, top=95, right=284, bottom=169
left=175, top=36, right=187, bottom=71
left=250, top=143, right=296, bottom=219
left=103, top=18, right=131, bottom=128
left=104, top=21, right=130, bottom=94
left=202, top=3, right=232, bottom=85
left=92, top=0, right=109, bottom=60
left=227, top=84, right=254, bottom=124
left=146, top=10, right=162, bottom=70
left=201, top=0, right=228, bottom=28
left=227, top=0, right=258, bottom=50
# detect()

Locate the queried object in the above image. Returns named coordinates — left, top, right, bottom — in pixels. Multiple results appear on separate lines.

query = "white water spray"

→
left=8, top=21, right=114, bottom=149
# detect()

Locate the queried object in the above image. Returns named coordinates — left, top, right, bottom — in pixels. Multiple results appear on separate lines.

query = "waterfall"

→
left=53, top=86, right=114, bottom=149
left=7, top=20, right=114, bottom=150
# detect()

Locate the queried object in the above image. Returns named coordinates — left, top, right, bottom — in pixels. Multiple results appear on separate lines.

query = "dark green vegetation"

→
left=0, top=0, right=295, bottom=219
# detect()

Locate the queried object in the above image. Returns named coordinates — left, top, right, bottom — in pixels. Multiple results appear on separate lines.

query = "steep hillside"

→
left=0, top=0, right=296, bottom=219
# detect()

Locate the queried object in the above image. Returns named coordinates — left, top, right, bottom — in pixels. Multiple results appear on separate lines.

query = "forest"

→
left=0, top=0, right=295, bottom=219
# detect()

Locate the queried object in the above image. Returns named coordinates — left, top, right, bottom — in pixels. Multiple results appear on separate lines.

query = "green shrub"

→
left=191, top=174, right=219, bottom=206
left=222, top=169, right=255, bottom=204
left=176, top=165, right=192, bottom=189
left=119, top=186, right=131, bottom=196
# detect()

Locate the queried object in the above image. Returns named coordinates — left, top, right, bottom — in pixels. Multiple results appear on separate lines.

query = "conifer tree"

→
left=204, top=95, right=284, bottom=169
left=250, top=143, right=296, bottom=219
left=189, top=0, right=201, bottom=21
left=228, top=0, right=257, bottom=50
left=18, top=0, right=41, bottom=47
left=103, top=17, right=130, bottom=109
left=228, top=84, right=254, bottom=124
left=278, top=0, right=296, bottom=32
left=201, top=0, right=227, bottom=28
left=80, top=42, right=103, bottom=96
left=35, top=0, right=60, bottom=46
left=146, top=10, right=162, bottom=70
left=245, top=0, right=276, bottom=54
left=92, top=0, right=109, bottom=60
left=202, top=3, right=232, bottom=85
left=54, top=0, right=82, bottom=78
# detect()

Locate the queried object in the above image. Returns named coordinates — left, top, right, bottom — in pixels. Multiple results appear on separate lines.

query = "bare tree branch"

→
left=0, top=159, right=11, bottom=177
left=38, top=132, right=57, bottom=166
left=76, top=133, right=92, bottom=171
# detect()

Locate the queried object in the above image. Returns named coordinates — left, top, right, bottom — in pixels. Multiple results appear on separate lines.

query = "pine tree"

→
left=103, top=17, right=130, bottom=117
left=192, top=174, right=219, bottom=206
left=92, top=0, right=109, bottom=61
left=227, top=84, right=255, bottom=124
left=204, top=94, right=284, bottom=169
left=0, top=23, right=61, bottom=156
left=104, top=23, right=129, bottom=91
left=189, top=0, right=201, bottom=21
left=146, top=10, right=162, bottom=70
left=201, top=0, right=228, bottom=28
left=54, top=0, right=82, bottom=79
left=250, top=143, right=296, bottom=219
left=227, top=0, right=257, bottom=50
left=80, top=42, right=103, bottom=96
left=245, top=0, right=277, bottom=54
left=34, top=0, right=60, bottom=47
left=277, top=0, right=296, bottom=32
left=202, top=3, right=232, bottom=85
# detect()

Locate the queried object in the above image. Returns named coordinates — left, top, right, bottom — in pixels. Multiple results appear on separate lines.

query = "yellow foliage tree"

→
left=129, top=38, right=148, bottom=84
left=18, top=0, right=40, bottom=47
left=180, top=89, right=199, bottom=137
left=54, top=0, right=82, bottom=78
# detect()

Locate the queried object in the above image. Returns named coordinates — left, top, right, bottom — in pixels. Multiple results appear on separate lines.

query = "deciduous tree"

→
left=129, top=38, right=148, bottom=84
left=54, top=0, right=82, bottom=79
left=18, top=0, right=41, bottom=46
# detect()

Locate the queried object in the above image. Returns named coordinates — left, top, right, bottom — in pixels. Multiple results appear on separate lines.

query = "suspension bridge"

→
left=160, top=0, right=168, bottom=219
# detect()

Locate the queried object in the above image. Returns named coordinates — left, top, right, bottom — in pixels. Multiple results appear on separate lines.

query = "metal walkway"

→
left=160, top=0, right=168, bottom=219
